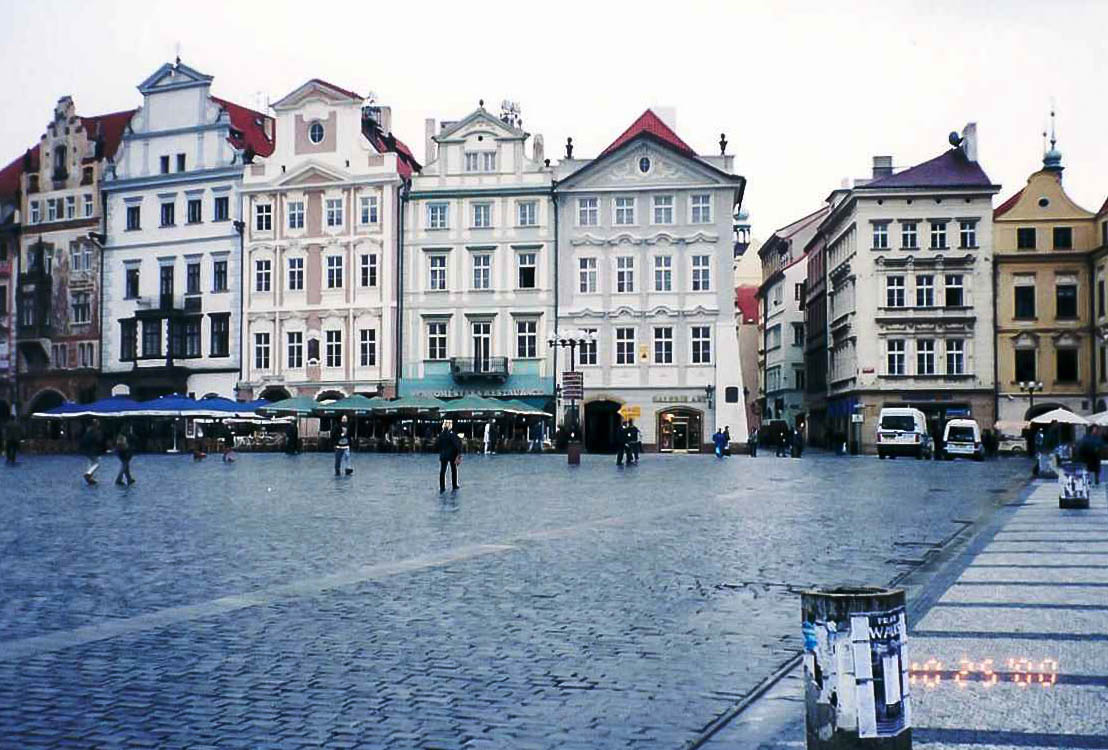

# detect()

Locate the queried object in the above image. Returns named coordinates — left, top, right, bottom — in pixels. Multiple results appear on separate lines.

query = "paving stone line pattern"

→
left=0, top=453, right=1029, bottom=748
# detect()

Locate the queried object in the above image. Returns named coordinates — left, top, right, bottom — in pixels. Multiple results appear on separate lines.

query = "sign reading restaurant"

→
left=417, top=388, right=549, bottom=399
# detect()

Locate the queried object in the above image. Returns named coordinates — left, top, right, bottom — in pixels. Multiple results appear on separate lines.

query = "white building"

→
left=238, top=79, right=418, bottom=402
left=553, top=110, right=747, bottom=452
left=820, top=125, right=1000, bottom=452
left=399, top=103, right=555, bottom=407
left=756, top=207, right=827, bottom=429
left=100, top=61, right=273, bottom=400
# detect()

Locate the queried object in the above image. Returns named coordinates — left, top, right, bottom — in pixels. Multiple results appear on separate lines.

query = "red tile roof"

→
left=78, top=109, right=136, bottom=163
left=735, top=285, right=759, bottom=323
left=361, top=121, right=421, bottom=178
left=1099, top=195, right=1108, bottom=216
left=0, top=150, right=27, bottom=200
left=599, top=109, right=697, bottom=158
left=307, top=79, right=363, bottom=102
left=994, top=187, right=1024, bottom=219
left=864, top=148, right=995, bottom=189
left=211, top=96, right=275, bottom=158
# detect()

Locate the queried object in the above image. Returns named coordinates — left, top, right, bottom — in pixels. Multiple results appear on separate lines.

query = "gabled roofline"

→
left=137, top=62, right=213, bottom=95
left=272, top=79, right=364, bottom=110
left=436, top=107, right=527, bottom=142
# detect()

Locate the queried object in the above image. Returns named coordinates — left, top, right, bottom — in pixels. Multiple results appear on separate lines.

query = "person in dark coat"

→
left=284, top=421, right=299, bottom=455
left=1077, top=426, right=1104, bottom=485
left=332, top=416, right=352, bottom=476
left=435, top=421, right=463, bottom=492
left=747, top=428, right=758, bottom=457
left=792, top=428, right=805, bottom=458
left=616, top=422, right=628, bottom=466
left=80, top=419, right=105, bottom=485
left=723, top=426, right=732, bottom=456
left=3, top=419, right=22, bottom=465
left=114, top=427, right=135, bottom=485
left=626, top=421, right=641, bottom=464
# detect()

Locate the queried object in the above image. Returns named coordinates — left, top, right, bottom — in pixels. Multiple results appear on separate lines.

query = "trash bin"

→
left=1058, top=461, right=1090, bottom=509
left=802, top=587, right=911, bottom=749
left=567, top=441, right=582, bottom=465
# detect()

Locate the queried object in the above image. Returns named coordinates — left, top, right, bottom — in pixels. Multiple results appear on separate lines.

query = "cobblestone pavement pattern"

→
left=0, top=452, right=1029, bottom=748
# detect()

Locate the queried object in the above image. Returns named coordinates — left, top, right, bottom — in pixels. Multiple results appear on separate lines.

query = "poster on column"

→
left=850, top=606, right=909, bottom=738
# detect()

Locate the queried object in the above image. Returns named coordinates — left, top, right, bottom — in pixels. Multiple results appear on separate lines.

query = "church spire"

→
left=1043, top=105, right=1063, bottom=171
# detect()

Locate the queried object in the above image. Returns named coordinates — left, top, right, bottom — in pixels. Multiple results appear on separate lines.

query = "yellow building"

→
left=994, top=142, right=1099, bottom=422
left=1091, top=199, right=1108, bottom=410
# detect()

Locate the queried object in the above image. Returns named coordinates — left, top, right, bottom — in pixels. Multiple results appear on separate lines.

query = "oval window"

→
left=1038, top=197, right=1050, bottom=208
left=308, top=122, right=325, bottom=144
left=638, top=157, right=651, bottom=173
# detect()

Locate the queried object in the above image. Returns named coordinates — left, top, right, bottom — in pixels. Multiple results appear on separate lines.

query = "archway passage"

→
left=657, top=407, right=704, bottom=452
left=584, top=400, right=623, bottom=453
left=260, top=386, right=292, bottom=402
left=27, top=389, right=65, bottom=416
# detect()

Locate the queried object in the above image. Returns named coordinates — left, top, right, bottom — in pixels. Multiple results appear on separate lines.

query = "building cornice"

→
left=104, top=166, right=242, bottom=192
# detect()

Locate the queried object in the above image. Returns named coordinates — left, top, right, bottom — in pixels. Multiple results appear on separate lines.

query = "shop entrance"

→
left=658, top=407, right=703, bottom=452
left=584, top=400, right=622, bottom=453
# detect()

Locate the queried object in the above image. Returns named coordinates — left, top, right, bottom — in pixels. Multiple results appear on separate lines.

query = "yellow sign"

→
left=619, top=405, right=641, bottom=418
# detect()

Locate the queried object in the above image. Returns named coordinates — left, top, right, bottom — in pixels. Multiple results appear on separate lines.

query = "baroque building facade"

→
left=100, top=61, right=273, bottom=400
left=16, top=98, right=132, bottom=416
left=239, top=79, right=418, bottom=401
left=399, top=103, right=554, bottom=406
left=553, top=110, right=747, bottom=452
left=0, top=153, right=21, bottom=420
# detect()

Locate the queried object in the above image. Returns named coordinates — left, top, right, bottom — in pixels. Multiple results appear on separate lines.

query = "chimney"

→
left=374, top=105, right=391, bottom=135
left=424, top=118, right=437, bottom=164
left=872, top=155, right=893, bottom=179
left=532, top=134, right=544, bottom=164
left=961, top=122, right=978, bottom=162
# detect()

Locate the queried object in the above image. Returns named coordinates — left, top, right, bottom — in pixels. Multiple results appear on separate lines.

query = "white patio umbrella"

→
left=1030, top=408, right=1088, bottom=425
left=1089, top=411, right=1108, bottom=427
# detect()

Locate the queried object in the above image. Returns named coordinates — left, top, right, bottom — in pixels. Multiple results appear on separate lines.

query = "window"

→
left=959, top=220, right=977, bottom=248
left=255, top=259, right=271, bottom=292
left=691, top=194, right=712, bottom=224
left=1056, top=282, right=1078, bottom=319
left=795, top=367, right=806, bottom=390
left=692, top=326, right=712, bottom=364
left=214, top=196, right=229, bottom=222
left=915, top=275, right=934, bottom=307
left=792, top=322, right=804, bottom=346
left=1100, top=279, right=1106, bottom=318
left=160, top=265, right=174, bottom=300
left=325, top=330, right=342, bottom=368
left=47, top=200, right=57, bottom=222
left=307, top=338, right=319, bottom=363
left=946, top=339, right=964, bottom=375
left=427, top=321, right=447, bottom=360
left=210, top=314, right=229, bottom=357
left=464, top=152, right=479, bottom=172
left=325, top=198, right=343, bottom=228
left=65, top=196, right=75, bottom=219
left=160, top=202, right=175, bottom=227
left=1103, top=221, right=1108, bottom=247
left=616, top=256, right=634, bottom=293
left=872, top=221, right=889, bottom=249
left=887, top=339, right=905, bottom=375
left=160, top=155, right=170, bottom=174
left=79, top=342, right=94, bottom=368
left=517, top=252, right=536, bottom=289
left=187, top=199, right=202, bottom=224
left=308, top=122, right=324, bottom=144
left=516, top=320, right=538, bottom=358
left=886, top=275, right=905, bottom=307
left=120, top=320, right=136, bottom=361
left=1014, top=284, right=1036, bottom=319
left=70, top=242, right=92, bottom=273
left=652, top=327, right=673, bottom=364
left=654, top=255, right=672, bottom=291
left=359, top=329, right=376, bottom=367
left=360, top=254, right=377, bottom=288
left=287, top=257, right=304, bottom=291
left=287, top=331, right=303, bottom=369
left=615, top=327, right=636, bottom=365
left=767, top=324, right=782, bottom=349
left=254, top=332, right=271, bottom=370
left=1101, top=345, right=1107, bottom=384
left=81, top=166, right=93, bottom=185
left=429, top=255, right=447, bottom=291
left=652, top=195, right=674, bottom=224
left=615, top=197, right=635, bottom=225
left=288, top=201, right=304, bottom=229
left=580, top=328, right=598, bottom=365
left=578, top=197, right=598, bottom=226
left=1053, top=227, right=1073, bottom=250
left=427, top=203, right=448, bottom=229
left=184, top=318, right=201, bottom=357
left=176, top=153, right=186, bottom=172
left=1057, top=348, right=1078, bottom=382
left=472, top=203, right=491, bottom=228
left=0, top=285, right=5, bottom=316
left=142, top=319, right=162, bottom=358
left=517, top=201, right=537, bottom=227
left=1017, top=227, right=1036, bottom=250
left=472, top=253, right=491, bottom=290
left=579, top=257, right=597, bottom=293
left=71, top=292, right=90, bottom=324
left=326, top=255, right=343, bottom=289
left=929, top=221, right=947, bottom=249
left=213, top=260, right=227, bottom=292
left=125, top=267, right=140, bottom=299
left=186, top=262, right=200, bottom=295
left=916, top=339, right=935, bottom=375
left=691, top=255, right=710, bottom=291
left=482, top=152, right=496, bottom=172
left=255, top=204, right=272, bottom=231
left=31, top=201, right=41, bottom=224
left=360, top=195, right=378, bottom=225
left=52, top=343, right=68, bottom=369
left=1014, top=348, right=1036, bottom=382
left=944, top=274, right=964, bottom=307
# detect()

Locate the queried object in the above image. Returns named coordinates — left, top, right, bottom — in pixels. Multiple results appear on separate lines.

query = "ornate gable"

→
left=280, top=163, right=347, bottom=186
left=272, top=79, right=362, bottom=111
left=137, top=62, right=213, bottom=94
left=437, top=108, right=525, bottom=142
left=561, top=140, right=731, bottom=192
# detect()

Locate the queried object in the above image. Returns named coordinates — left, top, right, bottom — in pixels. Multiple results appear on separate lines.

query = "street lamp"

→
left=1019, top=380, right=1044, bottom=417
left=703, top=384, right=715, bottom=410
left=547, top=328, right=596, bottom=461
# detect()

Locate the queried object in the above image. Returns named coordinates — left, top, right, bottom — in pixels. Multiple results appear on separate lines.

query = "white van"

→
left=876, top=407, right=932, bottom=459
left=942, top=418, right=984, bottom=461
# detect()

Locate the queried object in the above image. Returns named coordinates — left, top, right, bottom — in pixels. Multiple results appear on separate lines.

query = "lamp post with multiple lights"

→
left=1019, top=380, right=1044, bottom=419
left=547, top=328, right=596, bottom=461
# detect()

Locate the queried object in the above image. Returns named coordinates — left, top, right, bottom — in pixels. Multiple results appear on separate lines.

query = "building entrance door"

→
left=658, top=408, right=703, bottom=452
left=472, top=321, right=491, bottom=372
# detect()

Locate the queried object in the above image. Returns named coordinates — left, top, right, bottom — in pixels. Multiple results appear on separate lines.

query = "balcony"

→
left=450, top=356, right=510, bottom=383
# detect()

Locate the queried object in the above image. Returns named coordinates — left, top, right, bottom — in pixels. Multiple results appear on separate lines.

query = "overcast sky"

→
left=2, top=0, right=1105, bottom=234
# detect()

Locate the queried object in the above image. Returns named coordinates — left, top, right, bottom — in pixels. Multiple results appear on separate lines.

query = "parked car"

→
left=942, top=418, right=984, bottom=461
left=995, top=420, right=1029, bottom=455
left=876, top=407, right=932, bottom=459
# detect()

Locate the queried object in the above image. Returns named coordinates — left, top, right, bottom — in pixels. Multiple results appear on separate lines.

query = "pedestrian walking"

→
left=3, top=419, right=22, bottom=465
left=489, top=422, right=499, bottom=455
left=792, top=428, right=805, bottom=458
left=333, top=415, right=353, bottom=476
left=114, top=427, right=135, bottom=485
left=435, top=420, right=462, bottom=492
left=80, top=419, right=105, bottom=485
left=723, top=426, right=732, bottom=456
left=483, top=421, right=492, bottom=455
left=627, top=420, right=641, bottom=464
left=284, top=422, right=299, bottom=455
left=528, top=421, right=543, bottom=453
left=616, top=421, right=630, bottom=466
left=712, top=428, right=727, bottom=458
left=747, top=428, right=758, bottom=457
left=1077, top=425, right=1104, bottom=485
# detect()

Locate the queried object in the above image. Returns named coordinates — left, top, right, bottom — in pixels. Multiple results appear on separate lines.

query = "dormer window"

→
left=464, top=152, right=496, bottom=173
left=308, top=121, right=325, bottom=144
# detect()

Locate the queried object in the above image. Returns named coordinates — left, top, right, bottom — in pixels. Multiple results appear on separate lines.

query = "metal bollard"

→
left=801, top=587, right=910, bottom=749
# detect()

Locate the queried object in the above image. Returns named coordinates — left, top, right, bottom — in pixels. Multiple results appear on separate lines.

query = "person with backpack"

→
left=114, top=427, right=135, bottom=485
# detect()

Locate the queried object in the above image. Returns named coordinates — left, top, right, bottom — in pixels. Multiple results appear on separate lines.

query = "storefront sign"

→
left=619, top=405, right=641, bottom=418
left=428, top=388, right=547, bottom=398
left=561, top=372, right=584, bottom=400
left=651, top=394, right=707, bottom=404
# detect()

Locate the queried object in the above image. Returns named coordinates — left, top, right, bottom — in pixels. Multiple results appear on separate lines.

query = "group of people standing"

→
left=615, top=421, right=641, bottom=466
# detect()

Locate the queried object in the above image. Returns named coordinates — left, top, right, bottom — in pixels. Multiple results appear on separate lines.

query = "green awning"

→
left=315, top=395, right=389, bottom=415
left=255, top=395, right=319, bottom=416
left=440, top=395, right=509, bottom=414
left=380, top=395, right=446, bottom=413
left=499, top=399, right=549, bottom=416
